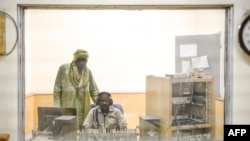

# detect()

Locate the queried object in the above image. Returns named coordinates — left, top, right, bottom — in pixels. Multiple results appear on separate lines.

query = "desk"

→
left=32, top=129, right=138, bottom=141
left=79, top=129, right=138, bottom=141
left=32, top=115, right=77, bottom=141
left=53, top=115, right=77, bottom=140
left=0, top=134, right=9, bottom=141
left=139, top=115, right=160, bottom=141
left=32, top=133, right=79, bottom=141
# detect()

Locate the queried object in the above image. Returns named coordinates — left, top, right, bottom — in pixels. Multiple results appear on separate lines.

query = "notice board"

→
left=175, top=33, right=221, bottom=97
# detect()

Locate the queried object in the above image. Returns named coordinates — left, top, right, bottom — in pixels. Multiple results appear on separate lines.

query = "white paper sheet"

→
left=179, top=44, right=197, bottom=58
left=181, top=60, right=191, bottom=73
left=191, top=55, right=209, bottom=69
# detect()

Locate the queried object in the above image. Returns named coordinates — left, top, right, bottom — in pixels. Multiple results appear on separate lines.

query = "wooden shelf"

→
left=145, top=75, right=215, bottom=140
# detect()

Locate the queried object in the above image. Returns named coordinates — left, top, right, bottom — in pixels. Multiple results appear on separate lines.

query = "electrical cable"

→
left=0, top=10, right=18, bottom=56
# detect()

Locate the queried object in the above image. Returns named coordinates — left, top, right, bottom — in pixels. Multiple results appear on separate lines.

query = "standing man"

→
left=53, top=49, right=99, bottom=130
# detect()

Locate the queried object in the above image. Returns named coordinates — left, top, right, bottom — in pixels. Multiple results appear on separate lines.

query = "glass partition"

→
left=23, top=7, right=226, bottom=141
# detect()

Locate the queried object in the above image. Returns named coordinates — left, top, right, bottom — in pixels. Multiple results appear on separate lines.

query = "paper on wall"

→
left=191, top=55, right=209, bottom=69
left=181, top=60, right=191, bottom=73
left=179, top=44, right=197, bottom=58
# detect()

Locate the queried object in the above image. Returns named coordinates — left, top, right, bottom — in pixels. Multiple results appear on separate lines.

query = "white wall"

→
left=1, top=0, right=250, bottom=141
left=25, top=9, right=224, bottom=94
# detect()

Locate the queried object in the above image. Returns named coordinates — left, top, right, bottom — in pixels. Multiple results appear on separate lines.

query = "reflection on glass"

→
left=24, top=8, right=225, bottom=141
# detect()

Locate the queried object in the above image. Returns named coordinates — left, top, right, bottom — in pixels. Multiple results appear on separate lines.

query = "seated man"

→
left=82, top=91, right=127, bottom=130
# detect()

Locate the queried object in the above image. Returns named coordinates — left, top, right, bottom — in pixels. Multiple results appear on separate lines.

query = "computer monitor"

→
left=37, top=107, right=77, bottom=133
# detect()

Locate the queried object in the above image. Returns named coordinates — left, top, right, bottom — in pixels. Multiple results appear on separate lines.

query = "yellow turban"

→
left=73, top=49, right=89, bottom=61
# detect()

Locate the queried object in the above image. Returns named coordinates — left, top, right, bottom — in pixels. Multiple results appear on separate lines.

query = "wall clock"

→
left=239, top=10, right=250, bottom=55
left=0, top=12, right=5, bottom=55
left=0, top=11, right=18, bottom=56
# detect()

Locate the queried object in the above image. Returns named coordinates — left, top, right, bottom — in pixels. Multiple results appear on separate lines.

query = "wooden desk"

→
left=0, top=134, right=9, bottom=141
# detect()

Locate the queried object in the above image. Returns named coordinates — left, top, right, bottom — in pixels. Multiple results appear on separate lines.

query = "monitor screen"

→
left=37, top=107, right=77, bottom=132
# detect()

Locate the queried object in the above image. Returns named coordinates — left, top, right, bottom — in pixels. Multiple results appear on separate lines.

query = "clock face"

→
left=242, top=20, right=250, bottom=50
left=239, top=15, right=250, bottom=55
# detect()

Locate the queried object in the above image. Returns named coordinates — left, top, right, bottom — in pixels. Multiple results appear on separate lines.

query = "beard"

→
left=100, top=104, right=109, bottom=114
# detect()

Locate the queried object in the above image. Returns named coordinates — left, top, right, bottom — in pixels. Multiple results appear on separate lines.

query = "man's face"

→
left=75, top=57, right=87, bottom=69
left=99, top=94, right=111, bottom=113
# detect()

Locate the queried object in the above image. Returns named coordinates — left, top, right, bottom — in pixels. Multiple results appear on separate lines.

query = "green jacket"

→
left=53, top=63, right=99, bottom=128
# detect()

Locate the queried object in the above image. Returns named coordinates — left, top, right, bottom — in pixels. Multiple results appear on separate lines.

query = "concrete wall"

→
left=1, top=0, right=250, bottom=141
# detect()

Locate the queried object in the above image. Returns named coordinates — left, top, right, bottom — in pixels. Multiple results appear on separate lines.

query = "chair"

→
left=90, top=103, right=124, bottom=114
